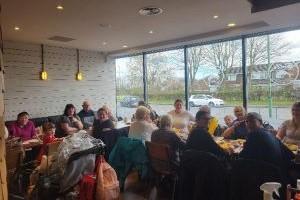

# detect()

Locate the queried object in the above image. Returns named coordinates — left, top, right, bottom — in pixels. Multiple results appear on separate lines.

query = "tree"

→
left=187, top=47, right=205, bottom=91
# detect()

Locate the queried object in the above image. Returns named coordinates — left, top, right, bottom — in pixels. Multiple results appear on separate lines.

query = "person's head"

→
left=17, top=112, right=30, bottom=126
left=224, top=115, right=234, bottom=127
left=135, top=106, right=150, bottom=121
left=42, top=122, right=56, bottom=135
left=174, top=99, right=184, bottom=112
left=245, top=112, right=263, bottom=132
left=292, top=102, right=300, bottom=122
left=64, top=104, right=76, bottom=117
left=160, top=115, right=172, bottom=129
left=195, top=111, right=211, bottom=129
left=82, top=100, right=91, bottom=112
left=138, top=100, right=146, bottom=107
left=102, top=105, right=111, bottom=114
left=234, top=106, right=246, bottom=121
left=199, top=105, right=211, bottom=114
left=97, top=108, right=109, bottom=121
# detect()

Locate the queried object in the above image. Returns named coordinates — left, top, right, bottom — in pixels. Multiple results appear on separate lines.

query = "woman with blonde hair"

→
left=277, top=102, right=300, bottom=145
left=223, top=106, right=248, bottom=139
left=129, top=106, right=157, bottom=143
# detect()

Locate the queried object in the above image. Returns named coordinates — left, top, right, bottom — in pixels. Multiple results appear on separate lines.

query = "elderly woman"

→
left=9, top=111, right=36, bottom=141
left=168, top=99, right=195, bottom=134
left=92, top=107, right=115, bottom=139
left=129, top=106, right=157, bottom=143
left=57, top=104, right=83, bottom=137
left=101, top=105, right=117, bottom=122
left=277, top=102, right=300, bottom=145
left=151, top=115, right=185, bottom=161
left=223, top=106, right=248, bottom=139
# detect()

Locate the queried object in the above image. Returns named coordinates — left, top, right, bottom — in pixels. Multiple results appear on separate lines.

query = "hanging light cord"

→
left=41, top=44, right=44, bottom=71
left=76, top=49, right=80, bottom=72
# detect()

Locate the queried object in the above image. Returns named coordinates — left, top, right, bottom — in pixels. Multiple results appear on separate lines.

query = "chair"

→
left=230, top=159, right=283, bottom=200
left=94, top=129, right=120, bottom=160
left=287, top=184, right=300, bottom=200
left=6, top=143, right=25, bottom=199
left=179, top=150, right=229, bottom=200
left=145, top=141, right=178, bottom=200
left=109, top=137, right=149, bottom=191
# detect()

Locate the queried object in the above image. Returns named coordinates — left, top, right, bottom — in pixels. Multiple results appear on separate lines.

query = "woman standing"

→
left=168, top=99, right=195, bottom=134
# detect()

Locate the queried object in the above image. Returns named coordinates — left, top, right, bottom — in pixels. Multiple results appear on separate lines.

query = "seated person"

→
left=129, top=106, right=157, bottom=143
left=57, top=104, right=83, bottom=137
left=199, top=105, right=221, bottom=136
left=102, top=105, right=118, bottom=122
left=92, top=107, right=115, bottom=138
left=240, top=112, right=294, bottom=174
left=151, top=115, right=185, bottom=162
left=9, top=111, right=36, bottom=141
left=168, top=99, right=195, bottom=134
left=223, top=106, right=248, bottom=139
left=277, top=102, right=300, bottom=145
left=224, top=115, right=234, bottom=128
left=138, top=100, right=159, bottom=122
left=186, top=111, right=228, bottom=158
left=38, top=122, right=61, bottom=161
left=78, top=100, right=96, bottom=129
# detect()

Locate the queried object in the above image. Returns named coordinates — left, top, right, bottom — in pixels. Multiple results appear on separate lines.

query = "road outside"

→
left=116, top=103, right=292, bottom=129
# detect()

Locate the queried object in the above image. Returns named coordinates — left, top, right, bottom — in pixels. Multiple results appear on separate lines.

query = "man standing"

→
left=78, top=100, right=96, bottom=129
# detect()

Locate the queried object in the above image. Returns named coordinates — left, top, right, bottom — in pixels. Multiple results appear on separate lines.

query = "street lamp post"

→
left=267, top=35, right=273, bottom=118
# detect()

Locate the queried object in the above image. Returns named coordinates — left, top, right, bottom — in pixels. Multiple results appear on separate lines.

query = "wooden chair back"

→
left=145, top=141, right=173, bottom=175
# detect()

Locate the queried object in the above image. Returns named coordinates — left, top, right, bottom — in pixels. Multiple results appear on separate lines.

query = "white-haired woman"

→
left=151, top=115, right=185, bottom=162
left=129, top=106, right=157, bottom=143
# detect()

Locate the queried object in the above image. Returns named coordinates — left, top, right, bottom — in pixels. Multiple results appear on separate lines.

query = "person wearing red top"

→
left=38, top=122, right=61, bottom=161
left=9, top=112, right=36, bottom=141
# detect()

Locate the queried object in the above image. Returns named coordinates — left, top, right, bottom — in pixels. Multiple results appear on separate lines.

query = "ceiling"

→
left=2, top=0, right=300, bottom=55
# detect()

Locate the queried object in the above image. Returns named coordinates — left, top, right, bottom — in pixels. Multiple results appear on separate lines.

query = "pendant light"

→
left=76, top=49, right=83, bottom=81
left=40, top=44, right=48, bottom=80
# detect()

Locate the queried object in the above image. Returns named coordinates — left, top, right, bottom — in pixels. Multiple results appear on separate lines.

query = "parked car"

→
left=119, top=96, right=142, bottom=107
left=189, top=95, right=224, bottom=107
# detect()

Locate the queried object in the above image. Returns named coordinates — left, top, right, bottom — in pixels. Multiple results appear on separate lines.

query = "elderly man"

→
left=240, top=112, right=294, bottom=172
left=78, top=100, right=96, bottom=129
left=199, top=105, right=221, bottom=136
left=186, top=111, right=227, bottom=158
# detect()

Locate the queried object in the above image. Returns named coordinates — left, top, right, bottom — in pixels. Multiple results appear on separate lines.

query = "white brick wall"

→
left=3, top=41, right=116, bottom=121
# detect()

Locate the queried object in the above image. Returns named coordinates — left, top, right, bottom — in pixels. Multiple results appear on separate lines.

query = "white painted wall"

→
left=3, top=41, right=116, bottom=121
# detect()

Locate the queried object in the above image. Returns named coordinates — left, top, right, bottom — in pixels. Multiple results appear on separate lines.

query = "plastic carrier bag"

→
left=96, top=156, right=120, bottom=200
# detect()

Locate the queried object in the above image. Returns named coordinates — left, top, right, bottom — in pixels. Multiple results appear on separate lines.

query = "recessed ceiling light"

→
left=99, top=24, right=112, bottom=29
left=122, top=45, right=128, bottom=48
left=213, top=15, right=219, bottom=19
left=139, top=6, right=163, bottom=16
left=102, top=42, right=107, bottom=45
left=56, top=5, right=64, bottom=10
left=227, top=23, right=236, bottom=27
left=14, top=26, right=20, bottom=31
left=149, top=30, right=154, bottom=34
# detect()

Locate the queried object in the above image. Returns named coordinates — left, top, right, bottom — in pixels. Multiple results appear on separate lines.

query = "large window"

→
left=146, top=49, right=185, bottom=115
left=116, top=56, right=143, bottom=119
left=115, top=28, right=300, bottom=127
left=247, top=30, right=300, bottom=127
left=187, top=40, right=243, bottom=125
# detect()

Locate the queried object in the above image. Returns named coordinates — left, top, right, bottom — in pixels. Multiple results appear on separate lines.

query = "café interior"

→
left=1, top=0, right=300, bottom=200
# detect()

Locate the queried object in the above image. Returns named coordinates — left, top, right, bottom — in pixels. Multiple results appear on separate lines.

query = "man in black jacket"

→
left=240, top=112, right=295, bottom=172
left=186, top=111, right=227, bottom=158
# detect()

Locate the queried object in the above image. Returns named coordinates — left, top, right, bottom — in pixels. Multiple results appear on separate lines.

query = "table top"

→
left=22, top=138, right=42, bottom=149
left=115, top=121, right=131, bottom=129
